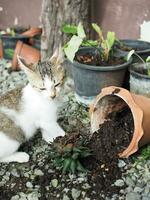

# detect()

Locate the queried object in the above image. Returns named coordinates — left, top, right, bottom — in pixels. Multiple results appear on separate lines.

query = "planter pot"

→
left=0, top=34, right=29, bottom=60
left=22, top=27, right=42, bottom=50
left=116, top=39, right=150, bottom=90
left=118, top=39, right=150, bottom=62
left=70, top=47, right=132, bottom=105
left=12, top=41, right=41, bottom=71
left=130, top=63, right=150, bottom=97
left=90, top=86, right=150, bottom=158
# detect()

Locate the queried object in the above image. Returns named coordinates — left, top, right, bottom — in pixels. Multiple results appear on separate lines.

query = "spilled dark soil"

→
left=84, top=106, right=134, bottom=198
left=53, top=106, right=134, bottom=199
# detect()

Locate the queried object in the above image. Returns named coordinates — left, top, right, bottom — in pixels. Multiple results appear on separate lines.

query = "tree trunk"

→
left=41, top=0, right=91, bottom=60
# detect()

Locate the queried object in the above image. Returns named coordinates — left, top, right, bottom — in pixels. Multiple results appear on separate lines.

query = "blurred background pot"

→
left=22, top=27, right=42, bottom=50
left=0, top=29, right=30, bottom=60
left=130, top=63, right=150, bottom=97
left=90, top=86, right=150, bottom=158
left=12, top=41, right=41, bottom=71
left=117, top=39, right=150, bottom=62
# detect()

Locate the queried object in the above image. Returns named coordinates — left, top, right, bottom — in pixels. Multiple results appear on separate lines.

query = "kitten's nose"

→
left=50, top=94, right=56, bottom=99
left=50, top=91, right=56, bottom=99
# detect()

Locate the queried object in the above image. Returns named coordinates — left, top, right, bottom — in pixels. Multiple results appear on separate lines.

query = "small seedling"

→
left=50, top=140, right=92, bottom=174
left=127, top=50, right=150, bottom=76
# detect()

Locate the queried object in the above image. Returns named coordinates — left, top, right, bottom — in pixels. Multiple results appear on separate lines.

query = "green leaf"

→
left=63, top=158, right=72, bottom=173
left=5, top=48, right=14, bottom=58
left=77, top=22, right=86, bottom=38
left=72, top=152, right=79, bottom=160
left=80, top=151, right=92, bottom=158
left=146, top=56, right=150, bottom=63
left=73, top=147, right=82, bottom=153
left=106, top=32, right=115, bottom=50
left=147, top=69, right=150, bottom=77
left=82, top=40, right=98, bottom=47
left=126, top=50, right=135, bottom=61
left=70, top=160, right=76, bottom=174
left=62, top=24, right=77, bottom=35
left=64, top=35, right=83, bottom=62
left=92, top=23, right=102, bottom=36
left=63, top=146, right=72, bottom=153
left=77, top=161, right=87, bottom=172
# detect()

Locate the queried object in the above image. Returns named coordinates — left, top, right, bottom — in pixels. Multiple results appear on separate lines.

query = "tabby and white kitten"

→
left=0, top=48, right=66, bottom=163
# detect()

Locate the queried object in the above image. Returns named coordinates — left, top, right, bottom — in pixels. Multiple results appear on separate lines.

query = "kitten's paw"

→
left=43, top=134, right=53, bottom=143
left=57, top=129, right=65, bottom=137
left=18, top=152, right=30, bottom=163
left=16, top=152, right=30, bottom=163
left=0, top=152, right=29, bottom=163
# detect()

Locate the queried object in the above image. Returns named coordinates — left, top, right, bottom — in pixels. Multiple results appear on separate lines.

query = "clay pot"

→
left=22, top=27, right=42, bottom=48
left=90, top=86, right=150, bottom=158
left=22, top=27, right=42, bottom=37
left=12, top=40, right=41, bottom=70
left=0, top=41, right=3, bottom=59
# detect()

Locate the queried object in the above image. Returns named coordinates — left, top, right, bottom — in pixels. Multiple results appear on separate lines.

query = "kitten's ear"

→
left=17, top=55, right=34, bottom=73
left=49, top=48, right=59, bottom=63
left=49, top=45, right=64, bottom=64
left=57, top=45, right=64, bottom=64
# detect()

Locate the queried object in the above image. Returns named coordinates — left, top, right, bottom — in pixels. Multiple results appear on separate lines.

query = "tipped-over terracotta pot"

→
left=90, top=86, right=150, bottom=158
left=12, top=41, right=41, bottom=70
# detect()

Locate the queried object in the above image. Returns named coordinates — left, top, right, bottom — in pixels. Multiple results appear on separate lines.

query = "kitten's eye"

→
left=54, top=82, right=60, bottom=87
left=39, top=88, right=46, bottom=91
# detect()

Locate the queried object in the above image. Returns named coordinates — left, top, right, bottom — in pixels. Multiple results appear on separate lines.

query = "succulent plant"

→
left=50, top=139, right=92, bottom=174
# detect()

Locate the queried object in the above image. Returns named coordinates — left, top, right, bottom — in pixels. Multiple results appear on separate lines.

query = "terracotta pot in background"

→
left=0, top=41, right=3, bottom=59
left=12, top=40, right=41, bottom=71
left=22, top=27, right=42, bottom=38
left=22, top=27, right=42, bottom=48
left=90, top=86, right=150, bottom=158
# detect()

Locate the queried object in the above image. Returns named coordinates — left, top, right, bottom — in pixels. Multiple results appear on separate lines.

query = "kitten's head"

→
left=18, top=47, right=65, bottom=99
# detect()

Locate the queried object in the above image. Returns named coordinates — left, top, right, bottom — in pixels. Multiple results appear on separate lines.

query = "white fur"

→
left=0, top=83, right=65, bottom=163
left=0, top=132, right=20, bottom=158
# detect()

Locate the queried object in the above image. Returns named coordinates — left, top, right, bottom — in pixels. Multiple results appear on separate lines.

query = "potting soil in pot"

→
left=83, top=106, right=134, bottom=198
left=75, top=53, right=124, bottom=66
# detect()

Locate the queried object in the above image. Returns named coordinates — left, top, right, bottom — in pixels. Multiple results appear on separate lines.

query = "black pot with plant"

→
left=115, top=39, right=150, bottom=62
left=63, top=23, right=132, bottom=105
left=127, top=50, right=150, bottom=97
left=0, top=28, right=30, bottom=60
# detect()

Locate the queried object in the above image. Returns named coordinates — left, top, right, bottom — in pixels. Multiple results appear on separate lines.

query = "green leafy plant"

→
left=92, top=23, right=115, bottom=62
left=127, top=50, right=150, bottom=76
left=62, top=22, right=116, bottom=63
left=132, top=145, right=150, bottom=164
left=0, top=28, right=16, bottom=36
left=5, top=48, right=14, bottom=58
left=50, top=141, right=92, bottom=174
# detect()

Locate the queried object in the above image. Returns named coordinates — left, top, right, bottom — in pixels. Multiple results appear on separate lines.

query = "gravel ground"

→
left=0, top=59, right=150, bottom=200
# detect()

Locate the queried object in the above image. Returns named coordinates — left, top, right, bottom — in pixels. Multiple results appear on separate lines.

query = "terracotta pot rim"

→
left=90, top=86, right=144, bottom=158
left=12, top=41, right=24, bottom=70
left=22, top=27, right=42, bottom=37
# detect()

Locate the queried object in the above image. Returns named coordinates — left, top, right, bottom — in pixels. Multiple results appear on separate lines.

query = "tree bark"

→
left=41, top=0, right=91, bottom=60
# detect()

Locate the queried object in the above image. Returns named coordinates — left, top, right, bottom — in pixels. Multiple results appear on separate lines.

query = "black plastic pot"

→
left=0, top=34, right=29, bottom=60
left=69, top=47, right=132, bottom=105
left=130, top=63, right=150, bottom=97
left=118, top=39, right=150, bottom=62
